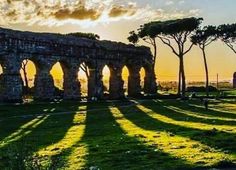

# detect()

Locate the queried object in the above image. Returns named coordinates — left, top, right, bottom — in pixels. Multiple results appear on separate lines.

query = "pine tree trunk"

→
left=202, top=46, right=209, bottom=97
left=178, top=62, right=182, bottom=96
left=151, top=39, right=157, bottom=78
left=153, top=40, right=157, bottom=68
left=180, top=55, right=186, bottom=98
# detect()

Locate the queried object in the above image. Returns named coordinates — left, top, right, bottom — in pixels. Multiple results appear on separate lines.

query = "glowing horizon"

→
left=0, top=0, right=235, bottom=82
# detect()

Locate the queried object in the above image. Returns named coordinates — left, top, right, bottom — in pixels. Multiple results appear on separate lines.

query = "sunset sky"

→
left=0, top=0, right=236, bottom=82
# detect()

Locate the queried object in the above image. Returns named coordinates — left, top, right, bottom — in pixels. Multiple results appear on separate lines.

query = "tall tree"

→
left=128, top=18, right=203, bottom=97
left=128, top=25, right=158, bottom=68
left=191, top=26, right=217, bottom=97
left=217, top=24, right=236, bottom=54
left=153, top=18, right=202, bottom=97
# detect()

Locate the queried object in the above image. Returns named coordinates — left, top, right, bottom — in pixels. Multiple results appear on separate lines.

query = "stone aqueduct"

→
left=0, top=27, right=157, bottom=102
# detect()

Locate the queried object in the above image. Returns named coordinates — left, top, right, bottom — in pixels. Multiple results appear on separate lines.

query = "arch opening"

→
left=20, top=59, right=37, bottom=98
left=50, top=62, right=64, bottom=97
left=140, top=67, right=146, bottom=94
left=102, top=65, right=110, bottom=96
left=122, top=66, right=129, bottom=96
left=78, top=63, right=89, bottom=97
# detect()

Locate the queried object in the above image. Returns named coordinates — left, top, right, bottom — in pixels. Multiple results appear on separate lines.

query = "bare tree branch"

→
left=158, top=36, right=179, bottom=56
left=21, top=59, right=28, bottom=69
left=183, top=43, right=194, bottom=55
left=142, top=38, right=153, bottom=45
left=80, top=63, right=90, bottom=78
left=225, top=42, right=236, bottom=54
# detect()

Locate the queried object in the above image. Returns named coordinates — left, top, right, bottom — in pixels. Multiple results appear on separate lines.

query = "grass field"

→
left=159, top=89, right=236, bottom=98
left=0, top=99, right=236, bottom=169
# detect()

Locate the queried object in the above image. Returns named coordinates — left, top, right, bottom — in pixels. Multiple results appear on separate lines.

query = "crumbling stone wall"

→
left=0, top=27, right=157, bottom=102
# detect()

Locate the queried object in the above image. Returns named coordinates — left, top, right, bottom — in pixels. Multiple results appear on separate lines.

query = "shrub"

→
left=187, top=86, right=218, bottom=92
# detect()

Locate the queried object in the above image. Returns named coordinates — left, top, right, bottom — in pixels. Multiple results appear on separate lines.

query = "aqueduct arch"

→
left=0, top=27, right=157, bottom=102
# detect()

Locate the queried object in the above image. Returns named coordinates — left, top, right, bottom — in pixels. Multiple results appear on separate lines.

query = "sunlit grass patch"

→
left=0, top=115, right=48, bottom=148
left=37, top=108, right=88, bottom=168
left=110, top=107, right=234, bottom=168
left=166, top=105, right=236, bottom=123
left=136, top=104, right=236, bottom=133
left=0, top=99, right=236, bottom=169
left=210, top=101, right=236, bottom=113
left=38, top=110, right=86, bottom=156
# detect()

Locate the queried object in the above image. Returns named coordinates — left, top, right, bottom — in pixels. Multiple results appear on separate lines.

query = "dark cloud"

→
left=108, top=5, right=137, bottom=18
left=52, top=5, right=102, bottom=21
left=6, top=9, right=16, bottom=17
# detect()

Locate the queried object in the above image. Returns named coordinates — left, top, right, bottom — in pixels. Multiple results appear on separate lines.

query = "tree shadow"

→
left=79, top=104, right=195, bottom=170
left=164, top=99, right=236, bottom=120
left=117, top=101, right=236, bottom=160
left=0, top=109, right=77, bottom=169
left=151, top=100, right=236, bottom=126
left=0, top=101, right=136, bottom=169
left=0, top=101, right=82, bottom=118
left=0, top=117, right=36, bottom=141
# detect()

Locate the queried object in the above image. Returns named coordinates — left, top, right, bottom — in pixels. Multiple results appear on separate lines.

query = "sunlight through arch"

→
left=78, top=63, right=89, bottom=97
left=122, top=66, right=129, bottom=95
left=140, top=67, right=146, bottom=92
left=20, top=59, right=37, bottom=88
left=50, top=62, right=64, bottom=90
left=102, top=65, right=110, bottom=94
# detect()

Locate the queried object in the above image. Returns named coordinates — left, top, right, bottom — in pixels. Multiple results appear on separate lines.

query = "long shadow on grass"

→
left=117, top=101, right=236, bottom=159
left=80, top=104, right=195, bottom=170
left=0, top=110, right=76, bottom=169
left=164, top=100, right=236, bottom=120
left=0, top=101, right=82, bottom=118
left=150, top=100, right=236, bottom=126
left=0, top=101, right=83, bottom=143
left=0, top=117, right=36, bottom=141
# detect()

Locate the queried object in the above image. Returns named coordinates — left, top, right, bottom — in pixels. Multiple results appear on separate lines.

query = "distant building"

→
left=233, top=72, right=236, bottom=88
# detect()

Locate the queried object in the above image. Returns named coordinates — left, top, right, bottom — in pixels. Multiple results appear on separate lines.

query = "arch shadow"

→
left=79, top=104, right=195, bottom=169
left=153, top=100, right=236, bottom=126
left=117, top=100, right=236, bottom=158
left=0, top=106, right=77, bottom=169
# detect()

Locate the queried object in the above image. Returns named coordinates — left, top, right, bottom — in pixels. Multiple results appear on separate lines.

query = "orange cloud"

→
left=53, top=6, right=101, bottom=21
left=108, top=5, right=137, bottom=18
left=0, top=0, right=200, bottom=27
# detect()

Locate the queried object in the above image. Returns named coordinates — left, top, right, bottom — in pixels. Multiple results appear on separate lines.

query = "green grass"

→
left=0, top=99, right=236, bottom=169
left=161, top=89, right=236, bottom=97
left=223, top=90, right=236, bottom=96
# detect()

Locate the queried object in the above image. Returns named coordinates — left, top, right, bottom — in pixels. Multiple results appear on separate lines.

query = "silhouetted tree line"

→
left=187, top=86, right=218, bottom=93
left=67, top=32, right=100, bottom=40
left=128, top=17, right=236, bottom=98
